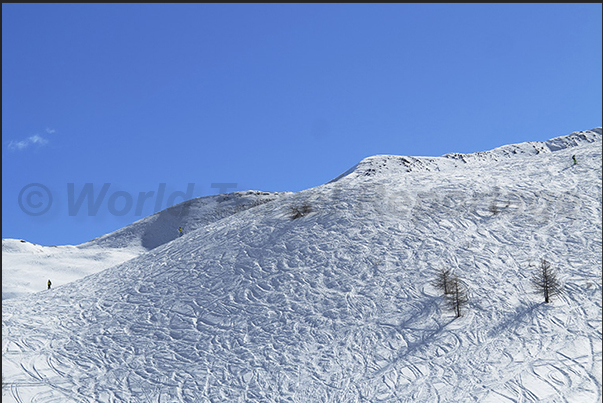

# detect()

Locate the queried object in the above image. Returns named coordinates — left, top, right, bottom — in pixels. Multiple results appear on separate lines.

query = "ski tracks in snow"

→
left=2, top=134, right=601, bottom=402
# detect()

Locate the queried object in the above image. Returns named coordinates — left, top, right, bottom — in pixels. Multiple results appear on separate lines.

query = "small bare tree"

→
left=433, top=267, right=452, bottom=295
left=445, top=275, right=469, bottom=318
left=488, top=201, right=499, bottom=215
left=531, top=258, right=562, bottom=303
left=289, top=203, right=312, bottom=220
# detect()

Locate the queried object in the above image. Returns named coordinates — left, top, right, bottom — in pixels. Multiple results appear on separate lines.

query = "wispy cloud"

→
left=8, top=129, right=54, bottom=151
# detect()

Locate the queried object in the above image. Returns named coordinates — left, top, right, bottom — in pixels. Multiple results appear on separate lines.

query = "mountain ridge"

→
left=2, top=128, right=601, bottom=402
left=330, top=127, right=601, bottom=181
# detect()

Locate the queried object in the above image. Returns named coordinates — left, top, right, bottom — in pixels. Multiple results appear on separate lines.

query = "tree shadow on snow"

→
left=383, top=296, right=456, bottom=366
left=487, top=301, right=542, bottom=338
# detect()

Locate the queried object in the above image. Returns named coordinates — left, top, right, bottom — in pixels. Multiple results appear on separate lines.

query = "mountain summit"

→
left=2, top=128, right=601, bottom=402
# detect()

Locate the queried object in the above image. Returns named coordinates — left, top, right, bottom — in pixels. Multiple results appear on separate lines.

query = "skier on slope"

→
left=178, top=226, right=183, bottom=237
left=572, top=155, right=577, bottom=165
left=47, top=279, right=52, bottom=290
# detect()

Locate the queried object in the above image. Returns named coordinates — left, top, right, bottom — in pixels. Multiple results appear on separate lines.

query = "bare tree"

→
left=531, top=258, right=562, bottom=303
left=445, top=275, right=469, bottom=318
left=433, top=267, right=452, bottom=295
left=289, top=203, right=312, bottom=220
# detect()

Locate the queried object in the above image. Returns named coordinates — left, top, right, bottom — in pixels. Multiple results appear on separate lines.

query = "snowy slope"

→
left=80, top=190, right=286, bottom=250
left=2, top=191, right=285, bottom=299
left=2, top=128, right=601, bottom=402
left=1, top=240, right=140, bottom=300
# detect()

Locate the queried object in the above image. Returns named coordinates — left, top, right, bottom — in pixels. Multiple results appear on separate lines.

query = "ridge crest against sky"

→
left=2, top=3, right=602, bottom=246
left=2, top=120, right=601, bottom=401
left=2, top=127, right=601, bottom=251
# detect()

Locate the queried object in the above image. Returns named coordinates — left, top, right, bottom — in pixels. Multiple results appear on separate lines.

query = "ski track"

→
left=2, top=130, right=602, bottom=402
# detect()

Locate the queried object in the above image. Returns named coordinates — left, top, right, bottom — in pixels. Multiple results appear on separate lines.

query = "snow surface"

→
left=2, top=240, right=141, bottom=300
left=3, top=190, right=286, bottom=300
left=2, top=128, right=602, bottom=402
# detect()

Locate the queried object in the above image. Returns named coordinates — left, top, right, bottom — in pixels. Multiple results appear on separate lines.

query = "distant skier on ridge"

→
left=178, top=226, right=183, bottom=237
left=47, top=279, right=52, bottom=290
left=572, top=155, right=577, bottom=165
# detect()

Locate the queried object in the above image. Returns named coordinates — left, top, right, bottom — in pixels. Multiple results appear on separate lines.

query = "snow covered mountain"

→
left=81, top=190, right=286, bottom=251
left=2, top=128, right=601, bottom=402
left=2, top=239, right=140, bottom=300
left=2, top=191, right=286, bottom=299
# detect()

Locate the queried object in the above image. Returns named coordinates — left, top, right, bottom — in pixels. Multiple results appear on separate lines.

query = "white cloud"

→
left=8, top=132, right=51, bottom=151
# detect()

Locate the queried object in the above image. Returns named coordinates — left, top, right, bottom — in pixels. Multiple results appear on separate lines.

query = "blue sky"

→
left=3, top=3, right=602, bottom=246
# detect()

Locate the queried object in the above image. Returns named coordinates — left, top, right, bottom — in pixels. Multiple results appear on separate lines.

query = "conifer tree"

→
left=531, top=258, right=562, bottom=303
left=445, top=275, right=469, bottom=318
left=433, top=267, right=452, bottom=295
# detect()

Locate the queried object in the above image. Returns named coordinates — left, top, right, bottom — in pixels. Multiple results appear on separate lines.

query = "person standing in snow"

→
left=178, top=226, right=183, bottom=237
left=47, top=279, right=52, bottom=290
left=572, top=155, right=577, bottom=165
